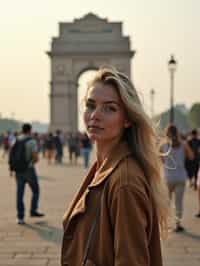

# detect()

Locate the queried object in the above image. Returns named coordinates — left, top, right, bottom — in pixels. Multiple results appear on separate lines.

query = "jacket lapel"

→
left=89, top=141, right=131, bottom=188
left=63, top=163, right=97, bottom=229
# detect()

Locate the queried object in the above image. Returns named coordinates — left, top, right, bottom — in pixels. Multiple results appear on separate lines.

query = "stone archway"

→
left=47, top=13, right=135, bottom=132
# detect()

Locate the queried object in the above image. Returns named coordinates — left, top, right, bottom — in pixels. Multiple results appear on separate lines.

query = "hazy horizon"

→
left=0, top=0, right=199, bottom=125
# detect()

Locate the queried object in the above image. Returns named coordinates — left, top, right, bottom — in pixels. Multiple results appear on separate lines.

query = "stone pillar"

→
left=49, top=80, right=78, bottom=133
left=66, top=80, right=78, bottom=133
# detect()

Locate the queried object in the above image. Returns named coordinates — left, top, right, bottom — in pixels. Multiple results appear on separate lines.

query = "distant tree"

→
left=155, top=108, right=189, bottom=133
left=0, top=119, right=20, bottom=133
left=188, top=103, right=200, bottom=129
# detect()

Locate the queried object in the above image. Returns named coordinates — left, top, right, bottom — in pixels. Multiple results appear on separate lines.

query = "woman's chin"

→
left=87, top=132, right=102, bottom=142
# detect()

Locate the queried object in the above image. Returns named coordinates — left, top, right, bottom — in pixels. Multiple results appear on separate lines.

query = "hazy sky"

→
left=0, top=0, right=199, bottom=124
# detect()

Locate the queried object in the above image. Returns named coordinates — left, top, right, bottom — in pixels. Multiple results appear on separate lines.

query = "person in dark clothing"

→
left=196, top=168, right=200, bottom=217
left=187, top=129, right=200, bottom=189
left=10, top=123, right=44, bottom=224
left=45, top=133, right=55, bottom=164
left=67, top=132, right=79, bottom=165
left=54, top=130, right=63, bottom=164
left=80, top=132, right=92, bottom=168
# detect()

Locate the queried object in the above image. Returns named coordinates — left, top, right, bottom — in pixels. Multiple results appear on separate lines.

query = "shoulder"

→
left=108, top=156, right=150, bottom=201
left=26, top=138, right=36, bottom=145
left=107, top=156, right=153, bottom=226
left=26, top=138, right=37, bottom=150
left=160, top=142, right=169, bottom=152
left=182, top=141, right=189, bottom=149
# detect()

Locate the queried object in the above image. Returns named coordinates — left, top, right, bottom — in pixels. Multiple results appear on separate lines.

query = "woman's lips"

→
left=87, top=125, right=104, bottom=130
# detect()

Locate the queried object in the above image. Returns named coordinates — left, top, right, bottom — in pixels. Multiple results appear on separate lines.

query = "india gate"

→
left=47, top=13, right=135, bottom=132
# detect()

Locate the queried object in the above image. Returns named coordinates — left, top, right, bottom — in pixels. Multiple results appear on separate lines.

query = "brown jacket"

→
left=62, top=141, right=163, bottom=266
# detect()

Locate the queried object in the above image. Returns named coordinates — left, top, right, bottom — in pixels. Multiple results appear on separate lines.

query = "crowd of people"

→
left=0, top=122, right=200, bottom=230
left=0, top=129, right=92, bottom=168
left=0, top=123, right=200, bottom=231
left=0, top=125, right=92, bottom=225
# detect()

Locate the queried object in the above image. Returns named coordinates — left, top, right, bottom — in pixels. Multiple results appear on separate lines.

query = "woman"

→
left=160, top=124, right=193, bottom=232
left=62, top=68, right=169, bottom=266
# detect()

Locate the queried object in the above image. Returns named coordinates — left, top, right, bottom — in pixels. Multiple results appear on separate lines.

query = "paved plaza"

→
left=0, top=152, right=199, bottom=266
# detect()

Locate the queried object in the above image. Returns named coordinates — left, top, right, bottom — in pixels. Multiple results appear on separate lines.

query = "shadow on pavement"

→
left=181, top=230, right=200, bottom=241
left=38, top=176, right=55, bottom=181
left=58, top=162, right=83, bottom=168
left=24, top=221, right=63, bottom=244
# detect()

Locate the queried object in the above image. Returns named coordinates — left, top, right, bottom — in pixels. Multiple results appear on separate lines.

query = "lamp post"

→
left=168, top=55, right=177, bottom=124
left=150, top=88, right=155, bottom=119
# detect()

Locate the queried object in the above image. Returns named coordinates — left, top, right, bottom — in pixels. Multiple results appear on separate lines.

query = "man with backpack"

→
left=9, top=123, right=44, bottom=224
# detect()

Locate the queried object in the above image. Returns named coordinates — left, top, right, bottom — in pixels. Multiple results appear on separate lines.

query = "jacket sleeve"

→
left=110, top=185, right=151, bottom=266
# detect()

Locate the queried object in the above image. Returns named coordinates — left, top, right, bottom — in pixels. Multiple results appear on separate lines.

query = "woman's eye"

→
left=85, top=102, right=95, bottom=111
left=103, top=105, right=116, bottom=112
left=84, top=102, right=117, bottom=113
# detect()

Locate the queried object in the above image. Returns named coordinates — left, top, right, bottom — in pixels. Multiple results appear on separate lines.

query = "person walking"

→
left=2, top=132, right=10, bottom=158
left=80, top=132, right=92, bottom=169
left=44, top=132, right=55, bottom=164
left=67, top=132, right=79, bottom=165
left=9, top=123, right=44, bottom=224
left=161, top=124, right=193, bottom=232
left=196, top=167, right=200, bottom=217
left=54, top=130, right=64, bottom=164
left=61, top=68, right=169, bottom=266
left=187, top=129, right=200, bottom=189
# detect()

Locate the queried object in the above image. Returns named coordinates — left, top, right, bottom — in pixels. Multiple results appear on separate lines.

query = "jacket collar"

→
left=88, top=141, right=132, bottom=188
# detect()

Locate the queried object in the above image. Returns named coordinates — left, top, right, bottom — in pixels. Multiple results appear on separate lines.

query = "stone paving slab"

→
left=162, top=187, right=200, bottom=265
left=0, top=151, right=200, bottom=265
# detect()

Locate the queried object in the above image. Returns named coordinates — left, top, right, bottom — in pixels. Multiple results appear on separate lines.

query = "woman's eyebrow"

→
left=87, top=98, right=120, bottom=105
left=103, top=101, right=120, bottom=106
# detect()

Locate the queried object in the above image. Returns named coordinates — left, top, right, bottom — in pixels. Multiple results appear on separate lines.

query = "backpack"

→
left=9, top=138, right=31, bottom=172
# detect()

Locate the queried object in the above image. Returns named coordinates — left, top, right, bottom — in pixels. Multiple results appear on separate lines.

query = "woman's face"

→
left=83, top=81, right=129, bottom=144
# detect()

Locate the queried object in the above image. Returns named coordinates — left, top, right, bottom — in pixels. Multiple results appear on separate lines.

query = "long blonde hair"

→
left=86, top=67, right=169, bottom=237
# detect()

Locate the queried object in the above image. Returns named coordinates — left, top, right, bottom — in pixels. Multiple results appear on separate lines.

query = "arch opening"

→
left=77, top=70, right=97, bottom=132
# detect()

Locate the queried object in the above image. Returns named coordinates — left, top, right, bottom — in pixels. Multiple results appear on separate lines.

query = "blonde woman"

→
left=62, top=68, right=169, bottom=266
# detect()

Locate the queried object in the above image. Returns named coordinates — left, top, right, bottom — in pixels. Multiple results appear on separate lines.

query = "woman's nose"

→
left=90, top=106, right=102, bottom=120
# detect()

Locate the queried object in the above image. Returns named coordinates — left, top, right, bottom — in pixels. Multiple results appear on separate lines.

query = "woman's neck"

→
left=95, top=136, right=122, bottom=170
